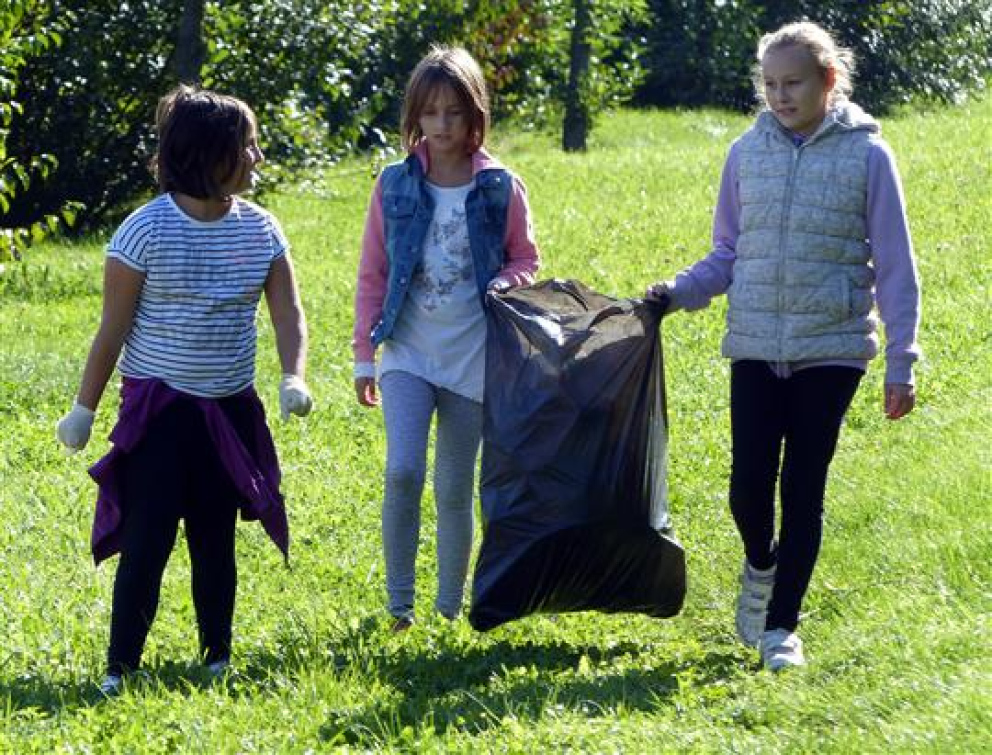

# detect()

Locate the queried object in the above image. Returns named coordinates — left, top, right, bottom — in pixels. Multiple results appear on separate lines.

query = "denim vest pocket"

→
left=383, top=194, right=417, bottom=218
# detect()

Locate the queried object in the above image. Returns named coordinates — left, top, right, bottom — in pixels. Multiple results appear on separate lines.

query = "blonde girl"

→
left=648, top=22, right=921, bottom=670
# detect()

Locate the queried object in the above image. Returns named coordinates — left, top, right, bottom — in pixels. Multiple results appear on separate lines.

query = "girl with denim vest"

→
left=353, top=47, right=540, bottom=630
left=647, top=22, right=921, bottom=670
left=57, top=86, right=313, bottom=694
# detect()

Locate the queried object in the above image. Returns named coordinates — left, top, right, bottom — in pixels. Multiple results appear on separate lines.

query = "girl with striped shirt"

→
left=57, top=86, right=312, bottom=695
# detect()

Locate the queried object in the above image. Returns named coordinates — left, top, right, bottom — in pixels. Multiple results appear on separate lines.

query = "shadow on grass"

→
left=317, top=635, right=743, bottom=748
left=1, top=614, right=744, bottom=744
left=0, top=614, right=386, bottom=716
left=0, top=657, right=243, bottom=714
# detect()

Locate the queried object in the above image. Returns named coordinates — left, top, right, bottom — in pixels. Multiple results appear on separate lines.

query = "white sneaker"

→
left=98, top=674, right=123, bottom=697
left=735, top=560, right=776, bottom=648
left=760, top=628, right=805, bottom=671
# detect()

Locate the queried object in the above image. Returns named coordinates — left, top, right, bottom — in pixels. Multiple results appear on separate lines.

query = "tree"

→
left=634, top=0, right=992, bottom=112
left=4, top=0, right=181, bottom=231
left=563, top=0, right=592, bottom=151
left=176, top=0, right=206, bottom=84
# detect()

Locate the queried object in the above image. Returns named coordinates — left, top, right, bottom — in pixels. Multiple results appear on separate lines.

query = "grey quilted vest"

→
left=723, top=103, right=881, bottom=362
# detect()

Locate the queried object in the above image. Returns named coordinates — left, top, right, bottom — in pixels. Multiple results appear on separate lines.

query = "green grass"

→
left=1, top=98, right=990, bottom=753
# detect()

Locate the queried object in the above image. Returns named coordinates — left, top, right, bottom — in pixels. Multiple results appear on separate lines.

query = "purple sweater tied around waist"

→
left=88, top=377, right=288, bottom=565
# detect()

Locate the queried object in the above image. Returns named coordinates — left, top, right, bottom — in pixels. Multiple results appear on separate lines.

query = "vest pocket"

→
left=383, top=194, right=417, bottom=219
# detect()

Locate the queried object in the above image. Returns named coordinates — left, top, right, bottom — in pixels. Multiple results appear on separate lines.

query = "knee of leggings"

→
left=434, top=485, right=474, bottom=512
left=384, top=467, right=426, bottom=498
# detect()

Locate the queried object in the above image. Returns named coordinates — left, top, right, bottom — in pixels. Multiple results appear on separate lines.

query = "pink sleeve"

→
left=867, top=138, right=922, bottom=384
left=669, top=142, right=740, bottom=311
left=500, top=174, right=540, bottom=285
left=352, top=178, right=387, bottom=365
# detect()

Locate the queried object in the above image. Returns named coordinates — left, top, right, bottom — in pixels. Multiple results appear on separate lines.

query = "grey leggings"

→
left=380, top=370, right=482, bottom=619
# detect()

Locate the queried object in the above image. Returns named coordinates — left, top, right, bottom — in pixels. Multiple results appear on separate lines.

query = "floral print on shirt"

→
left=410, top=204, right=473, bottom=312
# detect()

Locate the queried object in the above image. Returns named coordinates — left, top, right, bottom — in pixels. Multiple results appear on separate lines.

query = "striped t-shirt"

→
left=108, top=193, right=288, bottom=397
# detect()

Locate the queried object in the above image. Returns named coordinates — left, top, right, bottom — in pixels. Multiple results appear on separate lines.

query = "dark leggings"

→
left=729, top=361, right=862, bottom=632
left=107, top=398, right=247, bottom=675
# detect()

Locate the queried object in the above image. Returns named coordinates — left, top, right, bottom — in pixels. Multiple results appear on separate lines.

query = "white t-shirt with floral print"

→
left=379, top=180, right=486, bottom=402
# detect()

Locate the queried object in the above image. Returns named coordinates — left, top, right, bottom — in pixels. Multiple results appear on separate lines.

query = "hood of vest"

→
left=755, top=100, right=880, bottom=146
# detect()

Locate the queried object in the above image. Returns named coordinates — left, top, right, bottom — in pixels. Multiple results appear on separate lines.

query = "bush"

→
left=4, top=1, right=648, bottom=232
left=634, top=0, right=992, bottom=113
left=0, top=2, right=79, bottom=261
left=3, top=0, right=180, bottom=231
left=202, top=0, right=383, bottom=172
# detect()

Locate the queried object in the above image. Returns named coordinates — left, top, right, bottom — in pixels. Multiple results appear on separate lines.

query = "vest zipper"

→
left=777, top=145, right=802, bottom=361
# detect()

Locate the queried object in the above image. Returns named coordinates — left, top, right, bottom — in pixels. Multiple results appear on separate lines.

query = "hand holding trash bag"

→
left=644, top=281, right=673, bottom=312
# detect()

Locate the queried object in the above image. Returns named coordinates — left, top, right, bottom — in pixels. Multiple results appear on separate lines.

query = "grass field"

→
left=1, top=97, right=990, bottom=753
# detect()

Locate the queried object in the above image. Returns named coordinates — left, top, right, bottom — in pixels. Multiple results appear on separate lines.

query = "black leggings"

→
left=729, top=361, right=862, bottom=632
left=107, top=398, right=247, bottom=675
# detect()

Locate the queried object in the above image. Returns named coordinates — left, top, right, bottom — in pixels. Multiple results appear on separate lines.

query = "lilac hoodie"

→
left=669, top=121, right=922, bottom=385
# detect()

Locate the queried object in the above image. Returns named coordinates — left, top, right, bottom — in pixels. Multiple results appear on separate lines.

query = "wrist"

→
left=72, top=402, right=96, bottom=418
left=353, top=362, right=375, bottom=380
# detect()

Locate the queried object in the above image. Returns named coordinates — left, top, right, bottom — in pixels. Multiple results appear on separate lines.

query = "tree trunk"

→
left=563, top=0, right=592, bottom=152
left=175, top=0, right=206, bottom=85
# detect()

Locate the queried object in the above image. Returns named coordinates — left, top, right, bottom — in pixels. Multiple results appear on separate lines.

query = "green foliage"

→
left=0, top=2, right=78, bottom=263
left=203, top=0, right=647, bottom=171
left=809, top=0, right=992, bottom=111
left=635, top=0, right=992, bottom=113
left=3, top=1, right=646, bottom=232
left=3, top=0, right=182, bottom=232
left=634, top=0, right=766, bottom=110
left=202, top=0, right=383, bottom=172
left=6, top=0, right=985, bottom=236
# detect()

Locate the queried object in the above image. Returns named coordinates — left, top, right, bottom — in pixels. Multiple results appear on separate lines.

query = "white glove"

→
left=487, top=276, right=512, bottom=293
left=56, top=402, right=95, bottom=453
left=279, top=374, right=313, bottom=420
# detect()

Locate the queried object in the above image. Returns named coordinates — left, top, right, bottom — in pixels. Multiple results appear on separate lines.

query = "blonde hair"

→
left=753, top=21, right=856, bottom=108
left=400, top=46, right=490, bottom=154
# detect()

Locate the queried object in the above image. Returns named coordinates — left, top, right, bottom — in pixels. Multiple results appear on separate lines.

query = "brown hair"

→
left=153, top=85, right=257, bottom=199
left=753, top=21, right=856, bottom=109
left=400, top=46, right=490, bottom=154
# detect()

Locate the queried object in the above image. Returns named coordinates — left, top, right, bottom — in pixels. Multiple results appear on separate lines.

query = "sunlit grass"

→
left=1, top=97, right=989, bottom=753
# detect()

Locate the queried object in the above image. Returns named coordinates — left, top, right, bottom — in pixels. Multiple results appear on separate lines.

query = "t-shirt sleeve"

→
left=267, top=212, right=290, bottom=260
left=106, top=208, right=155, bottom=271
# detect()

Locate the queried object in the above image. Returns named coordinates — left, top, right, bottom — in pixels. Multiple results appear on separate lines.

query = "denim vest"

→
left=371, top=154, right=512, bottom=348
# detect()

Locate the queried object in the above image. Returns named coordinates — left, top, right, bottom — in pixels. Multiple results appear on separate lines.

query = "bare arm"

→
left=75, top=259, right=144, bottom=411
left=264, top=254, right=308, bottom=378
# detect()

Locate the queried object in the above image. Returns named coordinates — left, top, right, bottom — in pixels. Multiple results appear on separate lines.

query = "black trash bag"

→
left=469, top=279, right=686, bottom=631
